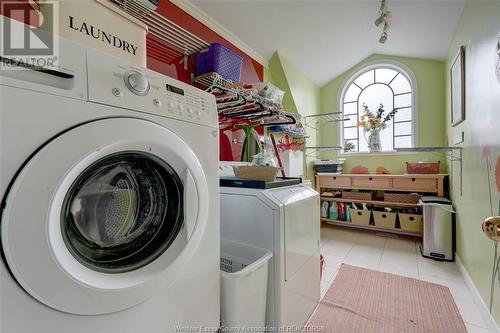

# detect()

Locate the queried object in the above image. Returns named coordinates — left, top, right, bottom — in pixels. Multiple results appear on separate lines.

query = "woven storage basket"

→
left=233, top=166, right=279, bottom=182
left=384, top=193, right=421, bottom=204
left=342, top=191, right=373, bottom=201
left=406, top=161, right=440, bottom=174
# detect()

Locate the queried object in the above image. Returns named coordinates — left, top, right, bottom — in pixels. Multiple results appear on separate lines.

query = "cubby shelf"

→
left=316, top=173, right=439, bottom=237
left=321, top=218, right=422, bottom=238
left=320, top=196, right=419, bottom=208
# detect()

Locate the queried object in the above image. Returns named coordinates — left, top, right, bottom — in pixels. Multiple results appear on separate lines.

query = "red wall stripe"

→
left=148, top=0, right=264, bottom=84
left=0, top=0, right=265, bottom=84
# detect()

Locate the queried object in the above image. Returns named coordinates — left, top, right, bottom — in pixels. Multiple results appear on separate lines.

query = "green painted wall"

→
left=262, top=0, right=500, bottom=326
left=319, top=54, right=447, bottom=174
left=263, top=66, right=273, bottom=88
left=265, top=52, right=449, bottom=177
left=445, top=0, right=500, bottom=324
left=267, top=52, right=321, bottom=181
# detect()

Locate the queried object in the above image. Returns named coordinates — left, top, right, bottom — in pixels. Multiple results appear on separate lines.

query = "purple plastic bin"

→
left=196, top=43, right=243, bottom=82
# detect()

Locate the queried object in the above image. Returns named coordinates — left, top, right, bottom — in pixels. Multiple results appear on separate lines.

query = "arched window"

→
left=340, top=62, right=416, bottom=153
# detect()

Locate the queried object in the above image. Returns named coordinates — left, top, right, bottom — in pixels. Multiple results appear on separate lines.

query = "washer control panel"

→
left=124, top=70, right=150, bottom=96
left=86, top=48, right=217, bottom=128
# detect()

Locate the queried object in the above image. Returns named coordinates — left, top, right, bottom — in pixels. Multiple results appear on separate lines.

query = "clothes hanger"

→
left=261, top=112, right=297, bottom=126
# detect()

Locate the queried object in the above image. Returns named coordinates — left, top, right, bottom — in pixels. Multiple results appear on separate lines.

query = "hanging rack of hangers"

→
left=192, top=72, right=299, bottom=127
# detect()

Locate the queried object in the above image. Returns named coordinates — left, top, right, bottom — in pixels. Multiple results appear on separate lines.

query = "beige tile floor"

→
left=320, top=225, right=496, bottom=333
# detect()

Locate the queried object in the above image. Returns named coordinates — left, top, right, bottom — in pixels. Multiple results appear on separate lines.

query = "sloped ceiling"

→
left=189, top=0, right=466, bottom=86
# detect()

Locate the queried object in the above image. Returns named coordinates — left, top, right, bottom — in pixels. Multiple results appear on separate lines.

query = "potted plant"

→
left=344, top=141, right=355, bottom=153
left=357, top=103, right=398, bottom=152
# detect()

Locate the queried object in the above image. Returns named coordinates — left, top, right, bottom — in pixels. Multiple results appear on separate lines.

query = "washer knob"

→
left=124, top=71, right=150, bottom=96
left=112, top=88, right=123, bottom=97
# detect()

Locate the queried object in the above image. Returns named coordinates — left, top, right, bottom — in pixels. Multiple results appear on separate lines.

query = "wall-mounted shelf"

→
left=302, top=113, right=349, bottom=170
left=395, top=147, right=462, bottom=195
left=395, top=147, right=462, bottom=161
left=110, top=0, right=209, bottom=65
left=304, top=146, right=343, bottom=157
left=192, top=72, right=283, bottom=109
left=192, top=72, right=298, bottom=127
left=192, top=72, right=234, bottom=89
left=305, top=146, right=343, bottom=151
left=303, top=112, right=350, bottom=131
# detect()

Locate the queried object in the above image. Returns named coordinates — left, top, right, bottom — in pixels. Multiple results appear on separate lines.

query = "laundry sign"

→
left=68, top=16, right=139, bottom=56
left=40, top=0, right=147, bottom=66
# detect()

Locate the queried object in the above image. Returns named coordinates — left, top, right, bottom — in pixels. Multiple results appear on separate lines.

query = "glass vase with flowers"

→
left=357, top=103, right=398, bottom=152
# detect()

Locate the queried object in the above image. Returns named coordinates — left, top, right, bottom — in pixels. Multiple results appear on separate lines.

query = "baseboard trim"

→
left=455, top=253, right=500, bottom=332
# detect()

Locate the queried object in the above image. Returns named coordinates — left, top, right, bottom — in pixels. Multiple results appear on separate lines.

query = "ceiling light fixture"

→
left=379, top=28, right=388, bottom=44
left=375, top=0, right=391, bottom=44
left=375, top=0, right=386, bottom=27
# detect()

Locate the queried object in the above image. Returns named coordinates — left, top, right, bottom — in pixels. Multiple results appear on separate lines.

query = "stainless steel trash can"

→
left=419, top=196, right=455, bottom=261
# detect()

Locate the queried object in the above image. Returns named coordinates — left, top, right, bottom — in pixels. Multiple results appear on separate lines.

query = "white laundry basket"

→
left=220, top=239, right=272, bottom=329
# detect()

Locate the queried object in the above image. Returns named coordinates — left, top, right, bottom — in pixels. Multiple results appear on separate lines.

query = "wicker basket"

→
left=233, top=166, right=280, bottom=182
left=384, top=193, right=421, bottom=204
left=342, top=191, right=373, bottom=201
left=406, top=161, right=440, bottom=174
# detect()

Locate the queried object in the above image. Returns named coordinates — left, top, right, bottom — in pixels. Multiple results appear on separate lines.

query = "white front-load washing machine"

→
left=0, top=17, right=219, bottom=333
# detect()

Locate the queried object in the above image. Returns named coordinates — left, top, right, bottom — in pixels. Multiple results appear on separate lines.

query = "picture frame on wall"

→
left=450, top=46, right=465, bottom=127
left=496, top=33, right=500, bottom=84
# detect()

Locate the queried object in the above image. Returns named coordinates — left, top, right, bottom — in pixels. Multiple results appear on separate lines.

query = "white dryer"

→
left=0, top=17, right=219, bottom=333
left=220, top=184, right=320, bottom=329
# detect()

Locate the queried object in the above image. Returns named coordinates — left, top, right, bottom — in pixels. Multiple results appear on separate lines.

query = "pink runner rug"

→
left=307, top=264, right=467, bottom=333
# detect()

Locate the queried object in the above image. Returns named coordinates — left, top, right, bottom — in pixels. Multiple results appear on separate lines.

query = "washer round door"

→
left=1, top=118, right=209, bottom=315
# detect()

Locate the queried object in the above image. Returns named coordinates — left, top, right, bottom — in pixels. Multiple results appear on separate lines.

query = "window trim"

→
left=337, top=60, right=419, bottom=155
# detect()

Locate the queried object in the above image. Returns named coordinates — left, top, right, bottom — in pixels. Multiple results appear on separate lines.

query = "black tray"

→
left=220, top=177, right=302, bottom=189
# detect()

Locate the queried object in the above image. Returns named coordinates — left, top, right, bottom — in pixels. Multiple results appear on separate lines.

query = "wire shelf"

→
left=395, top=147, right=462, bottom=161
left=192, top=72, right=298, bottom=126
left=305, top=146, right=343, bottom=151
left=192, top=72, right=234, bottom=89
left=305, top=146, right=343, bottom=157
left=110, top=0, right=209, bottom=64
left=194, top=72, right=285, bottom=110
left=303, top=112, right=350, bottom=131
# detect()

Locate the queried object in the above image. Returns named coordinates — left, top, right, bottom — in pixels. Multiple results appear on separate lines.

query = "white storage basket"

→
left=220, top=239, right=272, bottom=328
